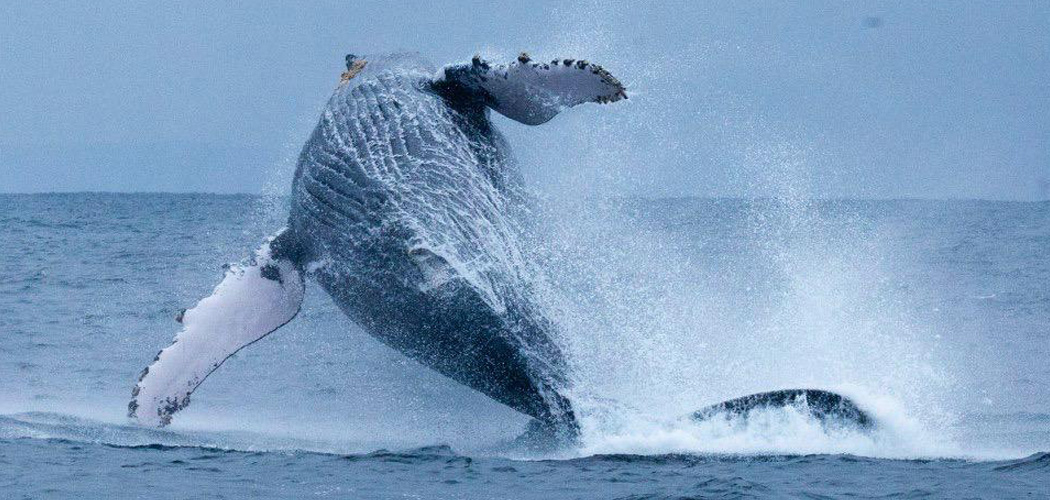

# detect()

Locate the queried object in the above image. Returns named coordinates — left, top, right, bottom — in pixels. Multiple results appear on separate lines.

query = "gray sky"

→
left=1, top=1, right=1047, bottom=199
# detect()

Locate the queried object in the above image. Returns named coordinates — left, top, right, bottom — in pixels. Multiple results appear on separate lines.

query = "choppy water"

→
left=2, top=193, right=1048, bottom=498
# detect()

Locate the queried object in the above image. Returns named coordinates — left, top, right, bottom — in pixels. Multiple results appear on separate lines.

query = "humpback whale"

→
left=129, top=52, right=874, bottom=443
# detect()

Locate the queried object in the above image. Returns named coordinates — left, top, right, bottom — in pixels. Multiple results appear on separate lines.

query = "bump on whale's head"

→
left=337, top=52, right=436, bottom=87
left=339, top=54, right=368, bottom=83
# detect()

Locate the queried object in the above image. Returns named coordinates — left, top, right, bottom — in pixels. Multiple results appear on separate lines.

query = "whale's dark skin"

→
left=129, top=52, right=875, bottom=441
left=283, top=54, right=578, bottom=435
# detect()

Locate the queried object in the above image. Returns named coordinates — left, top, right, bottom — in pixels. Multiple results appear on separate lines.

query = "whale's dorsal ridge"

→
left=436, top=53, right=627, bottom=125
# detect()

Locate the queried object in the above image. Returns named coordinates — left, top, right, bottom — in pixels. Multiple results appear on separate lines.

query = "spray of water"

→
left=516, top=87, right=984, bottom=459
left=481, top=4, right=963, bottom=456
left=521, top=156, right=960, bottom=458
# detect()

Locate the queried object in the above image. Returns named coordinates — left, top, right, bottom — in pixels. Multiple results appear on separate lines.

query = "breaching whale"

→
left=129, top=52, right=874, bottom=442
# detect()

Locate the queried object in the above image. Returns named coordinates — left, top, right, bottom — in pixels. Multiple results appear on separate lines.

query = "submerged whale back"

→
left=288, top=54, right=572, bottom=424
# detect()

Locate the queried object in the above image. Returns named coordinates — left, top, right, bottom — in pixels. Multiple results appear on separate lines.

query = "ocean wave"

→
left=993, top=452, right=1050, bottom=472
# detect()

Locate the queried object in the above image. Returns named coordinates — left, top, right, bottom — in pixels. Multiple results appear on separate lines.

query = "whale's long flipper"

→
left=129, top=230, right=304, bottom=427
left=437, top=53, right=627, bottom=125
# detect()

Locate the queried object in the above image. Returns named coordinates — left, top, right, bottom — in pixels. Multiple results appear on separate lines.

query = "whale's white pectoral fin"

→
left=129, top=232, right=304, bottom=427
left=440, top=53, right=627, bottom=125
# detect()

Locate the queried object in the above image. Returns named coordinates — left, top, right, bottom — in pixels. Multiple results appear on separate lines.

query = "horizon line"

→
left=0, top=190, right=1045, bottom=203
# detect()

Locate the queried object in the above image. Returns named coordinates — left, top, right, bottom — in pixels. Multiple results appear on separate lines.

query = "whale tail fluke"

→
left=438, top=53, right=626, bottom=125
left=128, top=229, right=305, bottom=427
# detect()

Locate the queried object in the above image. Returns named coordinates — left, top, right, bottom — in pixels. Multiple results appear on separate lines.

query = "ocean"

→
left=1, top=193, right=1047, bottom=498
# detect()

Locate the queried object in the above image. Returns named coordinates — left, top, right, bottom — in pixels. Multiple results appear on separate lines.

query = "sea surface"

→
left=2, top=193, right=1048, bottom=498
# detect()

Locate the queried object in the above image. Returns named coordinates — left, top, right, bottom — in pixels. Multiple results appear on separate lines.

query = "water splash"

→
left=527, top=171, right=959, bottom=459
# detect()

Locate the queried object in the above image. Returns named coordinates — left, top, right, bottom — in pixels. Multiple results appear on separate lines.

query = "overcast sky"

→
left=1, top=1, right=1047, bottom=199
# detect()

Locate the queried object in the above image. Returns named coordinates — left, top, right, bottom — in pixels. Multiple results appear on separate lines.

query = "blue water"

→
left=2, top=193, right=1048, bottom=498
